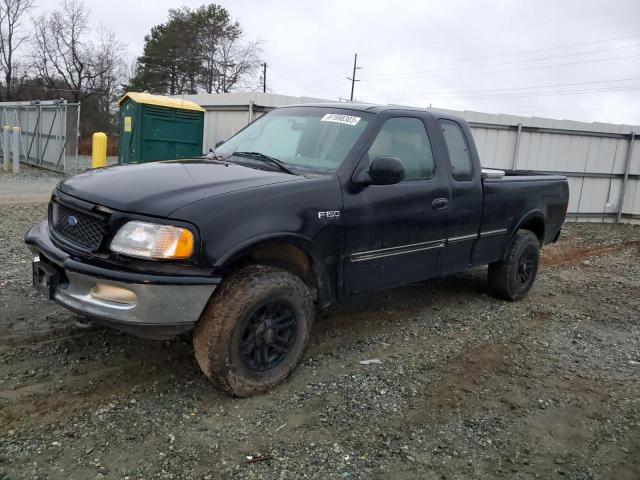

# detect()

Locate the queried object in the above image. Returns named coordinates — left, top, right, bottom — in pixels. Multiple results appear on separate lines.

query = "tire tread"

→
left=488, top=229, right=540, bottom=301
left=193, top=264, right=313, bottom=397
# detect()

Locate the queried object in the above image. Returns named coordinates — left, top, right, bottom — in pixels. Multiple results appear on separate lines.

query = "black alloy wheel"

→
left=517, top=246, right=537, bottom=287
left=193, top=264, right=314, bottom=396
left=239, top=299, right=298, bottom=372
left=488, top=229, right=540, bottom=301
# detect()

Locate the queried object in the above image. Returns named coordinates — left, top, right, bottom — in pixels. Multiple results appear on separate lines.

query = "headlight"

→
left=110, top=221, right=194, bottom=260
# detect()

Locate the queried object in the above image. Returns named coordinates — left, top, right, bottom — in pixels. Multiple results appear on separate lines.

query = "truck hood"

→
left=58, top=160, right=302, bottom=217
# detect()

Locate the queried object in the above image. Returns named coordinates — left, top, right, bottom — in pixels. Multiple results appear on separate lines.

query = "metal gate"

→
left=0, top=100, right=80, bottom=173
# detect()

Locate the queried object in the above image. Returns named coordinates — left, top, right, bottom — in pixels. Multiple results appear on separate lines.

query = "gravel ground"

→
left=0, top=190, right=639, bottom=479
left=0, top=166, right=62, bottom=204
left=0, top=160, right=115, bottom=204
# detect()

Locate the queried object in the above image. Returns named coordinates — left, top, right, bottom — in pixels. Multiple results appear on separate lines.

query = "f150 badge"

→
left=318, top=210, right=340, bottom=219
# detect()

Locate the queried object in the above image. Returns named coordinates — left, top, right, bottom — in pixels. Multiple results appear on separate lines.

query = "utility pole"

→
left=262, top=62, right=267, bottom=93
left=346, top=53, right=360, bottom=101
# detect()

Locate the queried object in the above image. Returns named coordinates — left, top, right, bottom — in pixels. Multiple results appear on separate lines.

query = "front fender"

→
left=169, top=175, right=344, bottom=305
left=216, top=232, right=324, bottom=267
left=216, top=233, right=334, bottom=305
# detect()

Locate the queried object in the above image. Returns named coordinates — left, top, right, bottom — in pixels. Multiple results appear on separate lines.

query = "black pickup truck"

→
left=26, top=104, right=569, bottom=396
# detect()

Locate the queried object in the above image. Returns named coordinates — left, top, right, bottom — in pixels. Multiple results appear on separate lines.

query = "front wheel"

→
left=193, top=265, right=314, bottom=397
left=488, top=230, right=540, bottom=301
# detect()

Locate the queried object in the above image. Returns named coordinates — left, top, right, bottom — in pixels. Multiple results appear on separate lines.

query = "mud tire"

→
left=193, top=265, right=314, bottom=397
left=488, top=229, right=540, bottom=301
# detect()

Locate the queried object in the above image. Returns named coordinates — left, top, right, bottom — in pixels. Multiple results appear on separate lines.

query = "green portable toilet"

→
left=118, top=92, right=205, bottom=163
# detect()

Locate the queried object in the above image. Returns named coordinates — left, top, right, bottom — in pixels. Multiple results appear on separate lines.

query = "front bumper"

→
left=25, top=221, right=219, bottom=336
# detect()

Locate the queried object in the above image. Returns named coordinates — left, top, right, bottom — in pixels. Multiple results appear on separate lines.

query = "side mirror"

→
left=214, top=140, right=225, bottom=148
left=363, top=156, right=405, bottom=185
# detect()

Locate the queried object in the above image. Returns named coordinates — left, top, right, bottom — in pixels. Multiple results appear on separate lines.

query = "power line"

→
left=303, top=53, right=640, bottom=93
left=359, top=85, right=640, bottom=102
left=300, top=47, right=640, bottom=94
left=295, top=32, right=640, bottom=93
left=359, top=52, right=640, bottom=83
left=465, top=86, right=640, bottom=100
left=300, top=38, right=640, bottom=94
left=359, top=44, right=640, bottom=80
left=354, top=1, right=640, bottom=59
left=360, top=90, right=640, bottom=104
left=356, top=76, right=640, bottom=98
left=503, top=105, right=640, bottom=114
left=491, top=1, right=640, bottom=35
left=358, top=80, right=640, bottom=100
left=362, top=33, right=640, bottom=71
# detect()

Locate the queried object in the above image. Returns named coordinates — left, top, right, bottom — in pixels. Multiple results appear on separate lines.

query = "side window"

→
left=440, top=119, right=473, bottom=181
left=368, top=117, right=435, bottom=181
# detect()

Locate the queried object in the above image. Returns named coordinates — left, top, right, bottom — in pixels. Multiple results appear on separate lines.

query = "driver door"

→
left=342, top=115, right=450, bottom=295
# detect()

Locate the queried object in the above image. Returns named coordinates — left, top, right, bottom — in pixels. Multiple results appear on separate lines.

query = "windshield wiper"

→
left=232, top=151, right=295, bottom=175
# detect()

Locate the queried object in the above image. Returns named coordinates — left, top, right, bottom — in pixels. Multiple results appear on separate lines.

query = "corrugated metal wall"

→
left=434, top=108, right=639, bottom=223
left=178, top=93, right=640, bottom=224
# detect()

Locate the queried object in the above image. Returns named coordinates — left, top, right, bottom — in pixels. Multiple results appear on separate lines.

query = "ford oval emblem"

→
left=67, top=215, right=78, bottom=226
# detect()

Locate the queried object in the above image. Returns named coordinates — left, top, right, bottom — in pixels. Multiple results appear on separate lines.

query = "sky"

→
left=40, top=0, right=640, bottom=126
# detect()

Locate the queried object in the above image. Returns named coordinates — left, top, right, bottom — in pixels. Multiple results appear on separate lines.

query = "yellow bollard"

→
left=91, top=132, right=108, bottom=168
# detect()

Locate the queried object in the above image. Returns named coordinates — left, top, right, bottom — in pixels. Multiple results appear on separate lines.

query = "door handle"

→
left=432, top=198, right=449, bottom=211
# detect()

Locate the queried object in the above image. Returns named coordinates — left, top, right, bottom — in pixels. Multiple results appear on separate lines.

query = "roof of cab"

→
left=277, top=102, right=466, bottom=122
left=118, top=92, right=205, bottom=112
left=280, top=102, right=401, bottom=113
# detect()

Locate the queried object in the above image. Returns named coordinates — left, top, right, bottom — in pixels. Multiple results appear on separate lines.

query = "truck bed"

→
left=473, top=169, right=569, bottom=265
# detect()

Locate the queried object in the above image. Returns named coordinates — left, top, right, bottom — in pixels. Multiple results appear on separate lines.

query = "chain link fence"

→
left=0, top=100, right=81, bottom=174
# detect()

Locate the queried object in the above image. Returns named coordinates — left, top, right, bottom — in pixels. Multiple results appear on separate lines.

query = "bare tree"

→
left=90, top=27, right=126, bottom=113
left=32, top=0, right=120, bottom=102
left=209, top=36, right=262, bottom=93
left=0, top=0, right=34, bottom=100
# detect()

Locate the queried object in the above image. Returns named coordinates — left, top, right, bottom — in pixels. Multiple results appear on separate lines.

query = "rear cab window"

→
left=439, top=119, right=473, bottom=181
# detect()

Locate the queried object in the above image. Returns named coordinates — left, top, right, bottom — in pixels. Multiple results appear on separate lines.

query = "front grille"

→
left=51, top=201, right=107, bottom=250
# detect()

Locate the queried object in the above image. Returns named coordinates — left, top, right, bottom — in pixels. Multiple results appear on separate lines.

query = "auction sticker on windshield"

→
left=321, top=113, right=361, bottom=126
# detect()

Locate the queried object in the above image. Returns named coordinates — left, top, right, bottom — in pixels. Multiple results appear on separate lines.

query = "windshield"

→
left=215, top=107, right=371, bottom=173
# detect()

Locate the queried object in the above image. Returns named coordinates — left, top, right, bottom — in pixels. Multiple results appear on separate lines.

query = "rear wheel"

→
left=488, top=229, right=540, bottom=301
left=193, top=265, right=314, bottom=397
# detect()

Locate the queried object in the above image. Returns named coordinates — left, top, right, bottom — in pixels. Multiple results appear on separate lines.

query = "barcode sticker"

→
left=321, top=113, right=361, bottom=126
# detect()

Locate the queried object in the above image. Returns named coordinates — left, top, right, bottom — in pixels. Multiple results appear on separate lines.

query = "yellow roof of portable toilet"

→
left=118, top=92, right=205, bottom=112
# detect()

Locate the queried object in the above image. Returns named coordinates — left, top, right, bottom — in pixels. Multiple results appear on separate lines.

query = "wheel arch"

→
left=215, top=233, right=333, bottom=305
left=512, top=210, right=546, bottom=244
